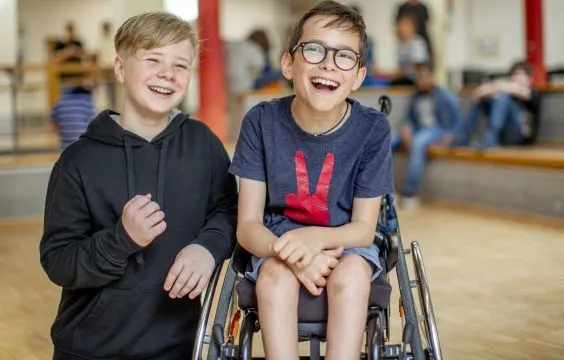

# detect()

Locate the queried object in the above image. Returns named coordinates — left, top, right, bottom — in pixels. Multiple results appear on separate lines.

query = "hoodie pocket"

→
left=71, top=285, right=200, bottom=357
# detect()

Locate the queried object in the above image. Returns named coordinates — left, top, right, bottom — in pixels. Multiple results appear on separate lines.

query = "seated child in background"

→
left=392, top=63, right=460, bottom=209
left=454, top=61, right=541, bottom=149
left=229, top=1, right=394, bottom=359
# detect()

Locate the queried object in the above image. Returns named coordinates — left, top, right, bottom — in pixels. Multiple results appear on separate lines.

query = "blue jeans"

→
left=455, top=93, right=524, bottom=146
left=391, top=130, right=402, bottom=151
left=401, top=127, right=444, bottom=197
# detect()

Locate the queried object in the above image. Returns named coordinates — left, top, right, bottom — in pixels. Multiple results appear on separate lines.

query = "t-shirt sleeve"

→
left=228, top=106, right=266, bottom=182
left=354, top=115, right=395, bottom=198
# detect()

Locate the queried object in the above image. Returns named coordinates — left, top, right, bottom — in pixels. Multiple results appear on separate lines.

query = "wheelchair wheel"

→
left=411, top=241, right=442, bottom=360
left=239, top=311, right=258, bottom=360
left=393, top=233, right=426, bottom=360
left=207, top=262, right=239, bottom=360
left=192, top=265, right=222, bottom=360
left=366, top=310, right=385, bottom=360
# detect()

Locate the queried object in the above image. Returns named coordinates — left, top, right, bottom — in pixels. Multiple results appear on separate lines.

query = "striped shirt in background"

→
left=51, top=87, right=96, bottom=150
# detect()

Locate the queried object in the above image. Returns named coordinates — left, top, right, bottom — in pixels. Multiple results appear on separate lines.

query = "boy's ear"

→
left=281, top=52, right=293, bottom=81
left=114, top=55, right=125, bottom=84
left=352, top=66, right=367, bottom=92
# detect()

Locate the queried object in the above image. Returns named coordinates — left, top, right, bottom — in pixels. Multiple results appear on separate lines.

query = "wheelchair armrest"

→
left=386, top=233, right=399, bottom=272
left=374, top=230, right=399, bottom=273
left=376, top=193, right=399, bottom=273
left=230, top=243, right=252, bottom=275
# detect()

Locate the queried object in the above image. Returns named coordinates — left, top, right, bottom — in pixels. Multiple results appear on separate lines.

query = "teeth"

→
left=148, top=86, right=173, bottom=94
left=311, top=77, right=339, bottom=88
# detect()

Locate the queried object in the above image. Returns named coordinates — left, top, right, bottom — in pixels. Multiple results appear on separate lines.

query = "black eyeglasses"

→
left=291, top=41, right=361, bottom=71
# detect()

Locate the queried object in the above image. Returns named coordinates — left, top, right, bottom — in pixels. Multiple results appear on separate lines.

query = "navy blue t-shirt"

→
left=229, top=95, right=394, bottom=237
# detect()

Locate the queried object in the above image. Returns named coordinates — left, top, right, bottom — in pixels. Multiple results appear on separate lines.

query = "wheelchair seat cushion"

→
left=236, top=273, right=392, bottom=323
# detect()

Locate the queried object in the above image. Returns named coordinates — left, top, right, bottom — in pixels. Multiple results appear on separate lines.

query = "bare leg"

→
left=256, top=258, right=300, bottom=360
left=325, top=254, right=373, bottom=360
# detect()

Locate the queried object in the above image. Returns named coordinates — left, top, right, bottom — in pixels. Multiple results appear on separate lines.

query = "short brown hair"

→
left=287, top=0, right=368, bottom=67
left=114, top=12, right=198, bottom=59
left=509, top=60, right=532, bottom=77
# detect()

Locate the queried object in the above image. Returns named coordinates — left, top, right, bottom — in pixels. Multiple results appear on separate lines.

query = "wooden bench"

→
left=410, top=145, right=564, bottom=170
left=393, top=145, right=564, bottom=221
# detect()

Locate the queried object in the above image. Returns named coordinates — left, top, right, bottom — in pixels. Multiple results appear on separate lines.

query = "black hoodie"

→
left=40, top=110, right=237, bottom=359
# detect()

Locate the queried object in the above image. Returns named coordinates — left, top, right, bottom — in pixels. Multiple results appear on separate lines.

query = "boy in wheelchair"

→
left=228, top=1, right=394, bottom=359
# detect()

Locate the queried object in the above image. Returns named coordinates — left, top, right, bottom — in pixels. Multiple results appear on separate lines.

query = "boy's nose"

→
left=319, top=51, right=337, bottom=71
left=158, top=66, right=175, bottom=80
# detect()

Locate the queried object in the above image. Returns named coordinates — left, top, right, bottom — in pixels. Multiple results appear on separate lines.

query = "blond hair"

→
left=114, top=12, right=198, bottom=58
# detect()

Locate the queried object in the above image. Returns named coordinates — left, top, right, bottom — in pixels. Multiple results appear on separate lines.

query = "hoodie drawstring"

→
left=124, top=136, right=136, bottom=199
left=123, top=136, right=144, bottom=265
left=156, top=138, right=170, bottom=208
left=123, top=135, right=170, bottom=265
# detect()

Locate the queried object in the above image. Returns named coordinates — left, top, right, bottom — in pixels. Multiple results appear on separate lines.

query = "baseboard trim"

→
left=424, top=198, right=564, bottom=229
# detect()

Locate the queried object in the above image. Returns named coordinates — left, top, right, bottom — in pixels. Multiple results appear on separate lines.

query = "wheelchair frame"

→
left=192, top=96, right=442, bottom=360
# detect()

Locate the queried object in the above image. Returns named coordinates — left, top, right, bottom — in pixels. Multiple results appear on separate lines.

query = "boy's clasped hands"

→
left=270, top=227, right=343, bottom=296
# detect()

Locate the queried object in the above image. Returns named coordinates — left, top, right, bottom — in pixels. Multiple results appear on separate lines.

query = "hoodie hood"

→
left=81, top=109, right=184, bottom=147
left=81, top=110, right=184, bottom=264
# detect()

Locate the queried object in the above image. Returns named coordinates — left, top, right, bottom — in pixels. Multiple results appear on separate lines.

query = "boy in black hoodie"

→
left=40, top=12, right=237, bottom=360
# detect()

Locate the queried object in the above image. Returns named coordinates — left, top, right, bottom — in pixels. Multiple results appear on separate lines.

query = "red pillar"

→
left=524, top=0, right=546, bottom=87
left=198, top=0, right=227, bottom=142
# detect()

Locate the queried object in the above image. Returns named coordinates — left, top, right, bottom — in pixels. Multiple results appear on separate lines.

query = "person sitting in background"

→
left=50, top=85, right=95, bottom=151
left=393, top=63, right=460, bottom=209
left=454, top=61, right=541, bottom=149
left=390, top=13, right=428, bottom=86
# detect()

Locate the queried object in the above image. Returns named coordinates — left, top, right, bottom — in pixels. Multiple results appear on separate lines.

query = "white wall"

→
left=465, top=0, right=525, bottom=70
left=544, top=0, right=564, bottom=68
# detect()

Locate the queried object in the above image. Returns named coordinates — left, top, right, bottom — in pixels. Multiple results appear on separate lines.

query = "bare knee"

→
left=327, top=255, right=372, bottom=297
left=256, top=258, right=299, bottom=296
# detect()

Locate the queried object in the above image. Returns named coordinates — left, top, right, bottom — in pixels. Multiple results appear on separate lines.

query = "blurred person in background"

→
left=396, top=0, right=433, bottom=63
left=454, top=61, right=541, bottom=149
left=52, top=22, right=86, bottom=89
left=394, top=63, right=460, bottom=209
left=225, top=29, right=269, bottom=141
left=50, top=83, right=96, bottom=151
left=247, top=29, right=284, bottom=90
left=390, top=13, right=428, bottom=86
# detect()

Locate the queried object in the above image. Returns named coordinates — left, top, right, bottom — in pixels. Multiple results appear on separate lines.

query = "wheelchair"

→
left=192, top=97, right=442, bottom=360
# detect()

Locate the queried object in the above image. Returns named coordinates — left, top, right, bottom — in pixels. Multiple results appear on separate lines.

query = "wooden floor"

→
left=1, top=206, right=564, bottom=360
